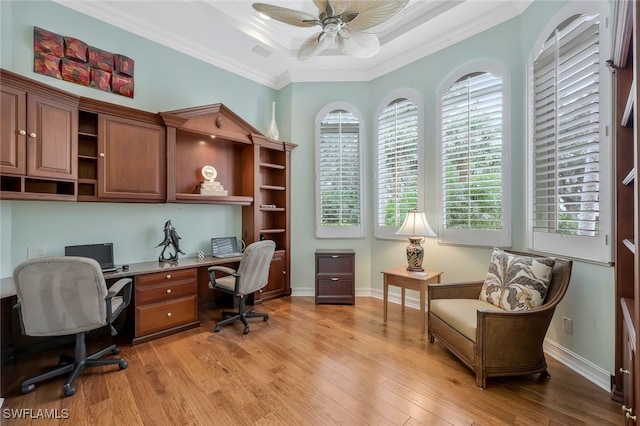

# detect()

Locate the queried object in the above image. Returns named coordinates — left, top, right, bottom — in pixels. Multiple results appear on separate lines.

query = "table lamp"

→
left=395, top=209, right=436, bottom=271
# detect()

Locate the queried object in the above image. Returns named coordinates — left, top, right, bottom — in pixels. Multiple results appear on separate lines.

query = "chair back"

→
left=236, top=240, right=276, bottom=296
left=13, top=257, right=108, bottom=336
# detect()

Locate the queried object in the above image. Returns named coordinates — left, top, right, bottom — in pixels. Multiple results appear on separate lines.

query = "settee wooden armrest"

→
left=427, top=281, right=483, bottom=301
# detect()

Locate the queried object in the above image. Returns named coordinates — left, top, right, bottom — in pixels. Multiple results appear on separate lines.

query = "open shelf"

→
left=624, top=239, right=636, bottom=254
left=175, top=193, right=253, bottom=205
left=260, top=162, right=285, bottom=170
left=624, top=168, right=636, bottom=186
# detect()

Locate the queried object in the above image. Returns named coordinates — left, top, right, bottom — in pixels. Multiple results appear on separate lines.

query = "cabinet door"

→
left=623, top=320, right=636, bottom=422
left=0, top=86, right=26, bottom=175
left=26, top=93, right=77, bottom=179
left=261, top=250, right=288, bottom=300
left=98, top=114, right=165, bottom=200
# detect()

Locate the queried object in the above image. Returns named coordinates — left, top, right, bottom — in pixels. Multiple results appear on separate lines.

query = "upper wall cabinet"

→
left=77, top=98, right=166, bottom=202
left=160, top=104, right=260, bottom=205
left=0, top=69, right=79, bottom=200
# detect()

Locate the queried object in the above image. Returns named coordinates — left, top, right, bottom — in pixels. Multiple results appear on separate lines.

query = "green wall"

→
left=1, top=0, right=615, bottom=385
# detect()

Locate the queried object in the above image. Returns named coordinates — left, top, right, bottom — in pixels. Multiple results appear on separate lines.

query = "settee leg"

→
left=539, top=370, right=551, bottom=381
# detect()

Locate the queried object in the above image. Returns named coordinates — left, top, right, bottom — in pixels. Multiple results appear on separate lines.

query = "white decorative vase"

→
left=266, top=101, right=279, bottom=140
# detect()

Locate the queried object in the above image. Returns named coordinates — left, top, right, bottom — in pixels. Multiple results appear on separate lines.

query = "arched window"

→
left=437, top=62, right=511, bottom=247
left=315, top=103, right=365, bottom=238
left=527, top=2, right=612, bottom=262
left=374, top=90, right=424, bottom=239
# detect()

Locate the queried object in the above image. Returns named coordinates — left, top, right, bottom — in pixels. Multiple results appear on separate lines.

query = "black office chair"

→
left=208, top=240, right=276, bottom=334
left=13, top=256, right=132, bottom=397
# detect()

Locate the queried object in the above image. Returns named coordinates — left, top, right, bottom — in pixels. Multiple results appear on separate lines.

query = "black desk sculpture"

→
left=156, top=220, right=185, bottom=262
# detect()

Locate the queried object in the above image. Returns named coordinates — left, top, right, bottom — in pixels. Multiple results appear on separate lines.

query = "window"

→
left=437, top=62, right=511, bottom=247
left=315, top=103, right=365, bottom=238
left=375, top=90, right=424, bottom=239
left=527, top=2, right=612, bottom=262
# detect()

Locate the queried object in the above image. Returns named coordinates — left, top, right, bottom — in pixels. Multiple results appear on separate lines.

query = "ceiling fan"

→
left=252, top=0, right=410, bottom=61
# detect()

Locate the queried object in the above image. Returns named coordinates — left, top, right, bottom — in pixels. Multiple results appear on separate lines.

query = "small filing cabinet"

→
left=133, top=268, right=199, bottom=344
left=315, top=249, right=355, bottom=305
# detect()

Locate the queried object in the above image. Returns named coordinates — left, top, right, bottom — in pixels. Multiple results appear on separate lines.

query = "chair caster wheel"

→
left=111, top=347, right=121, bottom=355
left=63, top=384, right=76, bottom=397
left=263, top=316, right=269, bottom=321
left=59, top=354, right=73, bottom=365
left=21, top=384, right=35, bottom=394
left=243, top=327, right=250, bottom=335
left=119, top=360, right=128, bottom=370
left=215, top=325, right=221, bottom=332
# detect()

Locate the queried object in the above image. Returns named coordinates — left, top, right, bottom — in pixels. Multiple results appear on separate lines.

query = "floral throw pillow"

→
left=479, top=248, right=555, bottom=311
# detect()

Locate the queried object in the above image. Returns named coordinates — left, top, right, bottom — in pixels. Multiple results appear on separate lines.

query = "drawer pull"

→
left=620, top=368, right=631, bottom=375
left=331, top=255, right=339, bottom=258
left=167, top=312, right=172, bottom=317
left=331, top=278, right=339, bottom=281
left=166, top=274, right=172, bottom=279
left=166, top=289, right=172, bottom=294
left=626, top=412, right=637, bottom=422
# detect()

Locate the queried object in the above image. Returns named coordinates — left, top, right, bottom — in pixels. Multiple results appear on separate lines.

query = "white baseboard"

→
left=288, top=290, right=611, bottom=392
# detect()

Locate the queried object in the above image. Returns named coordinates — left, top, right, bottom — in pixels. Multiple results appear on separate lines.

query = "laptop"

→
left=211, top=237, right=243, bottom=258
left=65, top=243, right=118, bottom=272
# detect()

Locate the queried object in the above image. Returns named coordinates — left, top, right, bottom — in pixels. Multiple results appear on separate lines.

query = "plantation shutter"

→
left=377, top=98, right=419, bottom=227
left=441, top=72, right=503, bottom=232
left=318, top=110, right=361, bottom=228
left=533, top=14, right=600, bottom=237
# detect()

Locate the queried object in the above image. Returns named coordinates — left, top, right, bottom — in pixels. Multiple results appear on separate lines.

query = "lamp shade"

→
left=395, top=210, right=436, bottom=237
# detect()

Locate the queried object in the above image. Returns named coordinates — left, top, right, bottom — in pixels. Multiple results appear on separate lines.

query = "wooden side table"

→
left=382, top=267, right=443, bottom=334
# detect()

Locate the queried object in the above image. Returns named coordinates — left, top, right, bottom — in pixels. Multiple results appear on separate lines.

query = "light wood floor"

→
left=1, top=297, right=624, bottom=425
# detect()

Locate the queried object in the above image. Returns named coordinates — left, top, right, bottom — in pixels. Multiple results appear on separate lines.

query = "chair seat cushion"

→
left=430, top=299, right=504, bottom=342
left=479, top=248, right=555, bottom=311
left=209, top=275, right=236, bottom=291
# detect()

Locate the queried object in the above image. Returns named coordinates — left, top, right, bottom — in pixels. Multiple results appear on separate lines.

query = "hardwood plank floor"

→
left=0, top=297, right=623, bottom=425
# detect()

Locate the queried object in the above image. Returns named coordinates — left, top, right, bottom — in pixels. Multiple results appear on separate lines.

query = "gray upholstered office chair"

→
left=208, top=240, right=275, bottom=334
left=13, top=256, right=132, bottom=397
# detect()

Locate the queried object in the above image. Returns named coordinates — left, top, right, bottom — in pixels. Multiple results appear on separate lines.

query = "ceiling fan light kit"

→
left=252, top=0, right=409, bottom=61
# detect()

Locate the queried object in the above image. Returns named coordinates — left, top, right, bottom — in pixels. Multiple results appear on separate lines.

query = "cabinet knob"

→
left=18, top=130, right=26, bottom=136
left=620, top=368, right=631, bottom=375
left=166, top=288, right=172, bottom=294
left=166, top=274, right=171, bottom=279
left=167, top=312, right=172, bottom=317
left=627, top=412, right=637, bottom=422
left=624, top=405, right=632, bottom=414
left=28, top=132, right=36, bottom=138
left=99, top=152, right=105, bottom=158
left=331, top=255, right=339, bottom=258
left=331, top=278, right=339, bottom=281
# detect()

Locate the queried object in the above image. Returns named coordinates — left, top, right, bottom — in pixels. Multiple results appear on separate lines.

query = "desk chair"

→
left=208, top=240, right=275, bottom=334
left=13, top=257, right=132, bottom=397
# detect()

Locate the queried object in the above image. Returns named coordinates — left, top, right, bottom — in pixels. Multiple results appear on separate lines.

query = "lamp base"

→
left=405, top=237, right=425, bottom=272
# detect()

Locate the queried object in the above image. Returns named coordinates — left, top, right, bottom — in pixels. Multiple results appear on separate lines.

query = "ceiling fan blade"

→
left=297, top=32, right=335, bottom=61
left=345, top=0, right=409, bottom=31
left=314, top=0, right=349, bottom=16
left=252, top=3, right=319, bottom=27
left=337, top=29, right=380, bottom=58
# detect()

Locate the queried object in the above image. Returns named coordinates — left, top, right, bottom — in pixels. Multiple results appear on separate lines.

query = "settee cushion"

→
left=479, top=248, right=555, bottom=311
left=430, top=299, right=503, bottom=342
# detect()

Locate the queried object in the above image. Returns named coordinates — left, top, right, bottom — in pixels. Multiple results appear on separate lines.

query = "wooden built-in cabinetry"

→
left=133, top=268, right=199, bottom=345
left=161, top=104, right=296, bottom=300
left=77, top=98, right=166, bottom=201
left=0, top=69, right=78, bottom=200
left=613, top=1, right=640, bottom=423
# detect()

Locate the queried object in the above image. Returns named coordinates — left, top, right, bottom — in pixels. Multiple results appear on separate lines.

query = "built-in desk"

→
left=1, top=256, right=243, bottom=356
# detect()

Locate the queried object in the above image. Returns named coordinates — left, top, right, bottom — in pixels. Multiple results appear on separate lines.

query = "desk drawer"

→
left=136, top=269, right=196, bottom=304
left=135, top=295, right=197, bottom=337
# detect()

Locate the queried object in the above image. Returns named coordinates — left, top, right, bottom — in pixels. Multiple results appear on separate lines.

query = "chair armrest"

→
left=476, top=306, right=556, bottom=366
left=106, top=278, right=133, bottom=308
left=428, top=281, right=484, bottom=302
left=207, top=265, right=239, bottom=288
left=106, top=278, right=132, bottom=333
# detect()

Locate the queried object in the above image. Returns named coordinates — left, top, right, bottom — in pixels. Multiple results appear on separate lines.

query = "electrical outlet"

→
left=27, top=246, right=47, bottom=259
left=562, top=316, right=573, bottom=334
